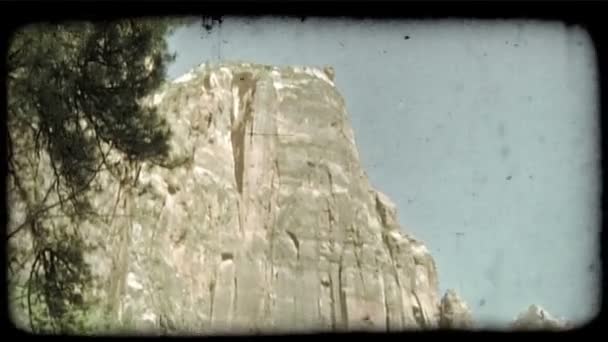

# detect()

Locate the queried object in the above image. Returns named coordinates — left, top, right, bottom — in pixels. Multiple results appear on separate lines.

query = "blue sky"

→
left=164, top=17, right=600, bottom=327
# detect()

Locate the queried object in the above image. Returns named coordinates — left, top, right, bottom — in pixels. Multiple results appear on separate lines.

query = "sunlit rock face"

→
left=510, top=305, right=572, bottom=331
left=9, top=62, right=471, bottom=334
left=439, top=290, right=474, bottom=329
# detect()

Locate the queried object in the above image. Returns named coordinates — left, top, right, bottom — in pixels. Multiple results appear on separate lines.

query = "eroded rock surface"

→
left=510, top=305, right=572, bottom=331
left=438, top=290, right=474, bottom=329
left=9, top=62, right=473, bottom=334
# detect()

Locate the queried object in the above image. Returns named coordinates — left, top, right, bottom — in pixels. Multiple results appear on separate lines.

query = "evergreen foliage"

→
left=7, top=17, right=187, bottom=333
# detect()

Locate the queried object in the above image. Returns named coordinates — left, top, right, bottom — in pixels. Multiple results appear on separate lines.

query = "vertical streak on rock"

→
left=338, top=252, right=348, bottom=330
left=266, top=158, right=281, bottom=328
left=411, top=290, right=427, bottom=329
left=382, top=233, right=406, bottom=329
left=230, top=72, right=256, bottom=197
left=329, top=276, right=337, bottom=330
left=263, top=287, right=272, bottom=329
left=267, top=227, right=275, bottom=327
left=322, top=165, right=335, bottom=201
left=318, top=284, right=323, bottom=328
left=209, top=279, right=215, bottom=322
left=248, top=73, right=280, bottom=330
left=315, top=197, right=328, bottom=330
left=235, top=200, right=243, bottom=235
left=286, top=231, right=300, bottom=260
left=353, top=228, right=367, bottom=296
left=381, top=276, right=390, bottom=331
left=322, top=200, right=336, bottom=331
left=230, top=99, right=245, bottom=195
left=211, top=259, right=236, bottom=332
left=233, top=275, right=238, bottom=330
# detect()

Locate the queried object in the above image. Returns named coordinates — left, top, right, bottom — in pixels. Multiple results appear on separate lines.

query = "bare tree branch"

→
left=6, top=155, right=102, bottom=241
left=27, top=250, right=42, bottom=333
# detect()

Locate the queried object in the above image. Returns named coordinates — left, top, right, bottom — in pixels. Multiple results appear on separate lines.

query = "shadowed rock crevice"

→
left=285, top=231, right=300, bottom=259
left=230, top=71, right=257, bottom=195
left=230, top=130, right=245, bottom=195
left=338, top=261, right=349, bottom=330
left=209, top=279, right=216, bottom=321
left=383, top=284, right=391, bottom=331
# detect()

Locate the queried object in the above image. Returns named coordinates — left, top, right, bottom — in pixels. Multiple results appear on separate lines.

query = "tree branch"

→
left=27, top=250, right=43, bottom=333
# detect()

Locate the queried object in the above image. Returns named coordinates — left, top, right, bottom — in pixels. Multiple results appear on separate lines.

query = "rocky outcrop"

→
left=8, top=62, right=474, bottom=334
left=438, top=290, right=474, bottom=329
left=510, top=305, right=572, bottom=330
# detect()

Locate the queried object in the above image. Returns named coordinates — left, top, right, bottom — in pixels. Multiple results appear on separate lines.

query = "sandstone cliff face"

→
left=11, top=62, right=567, bottom=334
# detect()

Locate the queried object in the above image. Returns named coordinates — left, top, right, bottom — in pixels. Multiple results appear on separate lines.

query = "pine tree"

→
left=7, top=17, right=186, bottom=333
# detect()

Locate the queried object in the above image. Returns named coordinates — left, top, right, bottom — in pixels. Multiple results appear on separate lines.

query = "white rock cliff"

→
left=8, top=62, right=568, bottom=334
